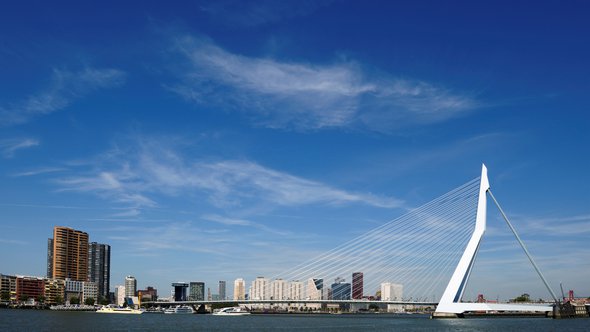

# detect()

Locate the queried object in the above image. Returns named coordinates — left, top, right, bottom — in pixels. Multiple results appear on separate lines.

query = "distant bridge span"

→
left=143, top=299, right=438, bottom=307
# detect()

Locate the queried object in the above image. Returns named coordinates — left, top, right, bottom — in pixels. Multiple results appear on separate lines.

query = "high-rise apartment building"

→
left=218, top=280, right=226, bottom=300
left=289, top=280, right=303, bottom=300
left=233, top=278, right=245, bottom=301
left=271, top=278, right=287, bottom=300
left=352, top=272, right=363, bottom=299
left=251, top=277, right=269, bottom=300
left=189, top=282, right=205, bottom=301
left=46, top=239, right=53, bottom=278
left=88, top=242, right=110, bottom=300
left=47, top=226, right=89, bottom=281
left=125, top=276, right=137, bottom=297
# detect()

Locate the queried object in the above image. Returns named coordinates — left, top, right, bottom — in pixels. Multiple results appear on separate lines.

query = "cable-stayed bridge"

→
left=146, top=165, right=557, bottom=317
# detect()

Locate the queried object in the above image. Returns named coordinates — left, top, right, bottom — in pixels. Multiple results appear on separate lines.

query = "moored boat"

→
left=164, top=305, right=195, bottom=314
left=96, top=305, right=144, bottom=314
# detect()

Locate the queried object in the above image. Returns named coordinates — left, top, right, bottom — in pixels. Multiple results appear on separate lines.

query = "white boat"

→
left=164, top=305, right=195, bottom=314
left=212, top=307, right=251, bottom=316
left=96, top=305, right=144, bottom=314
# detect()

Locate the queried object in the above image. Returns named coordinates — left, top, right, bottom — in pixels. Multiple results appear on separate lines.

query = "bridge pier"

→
left=430, top=312, right=464, bottom=319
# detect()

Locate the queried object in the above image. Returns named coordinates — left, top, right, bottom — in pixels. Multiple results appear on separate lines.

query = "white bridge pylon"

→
left=435, top=164, right=554, bottom=315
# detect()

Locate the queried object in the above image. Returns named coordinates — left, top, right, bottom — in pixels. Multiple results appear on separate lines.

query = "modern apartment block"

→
left=44, top=278, right=65, bottom=305
left=233, top=278, right=245, bottom=301
left=189, top=281, right=205, bottom=301
left=0, top=274, right=17, bottom=302
left=15, top=276, right=45, bottom=302
left=47, top=226, right=89, bottom=281
left=352, top=272, right=363, bottom=299
left=218, top=280, right=226, bottom=300
left=251, top=277, right=269, bottom=300
left=88, top=242, right=110, bottom=300
left=271, top=278, right=287, bottom=300
left=125, top=275, right=137, bottom=297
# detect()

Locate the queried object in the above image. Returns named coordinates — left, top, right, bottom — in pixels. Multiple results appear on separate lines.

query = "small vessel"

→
left=164, top=305, right=195, bottom=314
left=212, top=307, right=251, bottom=316
left=50, top=304, right=96, bottom=311
left=96, top=305, right=144, bottom=314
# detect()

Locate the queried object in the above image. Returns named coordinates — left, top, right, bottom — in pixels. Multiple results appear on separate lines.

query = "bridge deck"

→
left=143, top=299, right=438, bottom=306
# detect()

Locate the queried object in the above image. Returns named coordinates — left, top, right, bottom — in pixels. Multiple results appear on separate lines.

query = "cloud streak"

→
left=169, top=36, right=476, bottom=132
left=0, top=138, right=39, bottom=158
left=0, top=67, right=126, bottom=126
left=202, top=214, right=289, bottom=236
left=55, top=137, right=403, bottom=214
left=12, top=167, right=67, bottom=177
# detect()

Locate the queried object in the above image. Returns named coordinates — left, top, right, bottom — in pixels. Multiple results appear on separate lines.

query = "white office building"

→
left=380, top=282, right=403, bottom=301
left=115, top=285, right=126, bottom=306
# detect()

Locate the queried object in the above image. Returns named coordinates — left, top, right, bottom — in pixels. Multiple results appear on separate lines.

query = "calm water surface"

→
left=0, top=310, right=587, bottom=331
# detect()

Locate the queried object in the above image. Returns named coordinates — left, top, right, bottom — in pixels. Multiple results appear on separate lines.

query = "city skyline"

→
left=0, top=0, right=589, bottom=301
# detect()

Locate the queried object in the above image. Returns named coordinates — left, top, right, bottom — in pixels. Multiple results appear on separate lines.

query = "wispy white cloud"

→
left=0, top=138, right=39, bottom=158
left=169, top=36, right=476, bottom=131
left=110, top=208, right=142, bottom=218
left=0, top=203, right=101, bottom=210
left=202, top=214, right=289, bottom=236
left=12, top=167, right=66, bottom=177
left=54, top=136, right=402, bottom=214
left=519, top=214, right=590, bottom=236
left=0, top=67, right=125, bottom=126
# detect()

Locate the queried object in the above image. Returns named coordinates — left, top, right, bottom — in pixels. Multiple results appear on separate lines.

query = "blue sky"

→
left=1, top=0, right=589, bottom=301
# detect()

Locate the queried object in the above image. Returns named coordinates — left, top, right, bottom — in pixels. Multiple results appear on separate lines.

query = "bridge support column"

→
left=431, top=312, right=464, bottom=319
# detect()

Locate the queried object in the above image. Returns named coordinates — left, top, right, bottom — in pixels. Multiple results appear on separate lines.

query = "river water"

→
left=0, top=310, right=587, bottom=331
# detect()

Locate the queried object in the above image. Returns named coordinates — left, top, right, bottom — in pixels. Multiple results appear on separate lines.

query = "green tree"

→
left=1, top=291, right=10, bottom=302
left=70, top=296, right=80, bottom=305
left=85, top=297, right=95, bottom=305
left=514, top=293, right=530, bottom=302
left=36, top=295, right=45, bottom=304
left=55, top=295, right=64, bottom=305
left=99, top=297, right=110, bottom=305
left=369, top=303, right=380, bottom=312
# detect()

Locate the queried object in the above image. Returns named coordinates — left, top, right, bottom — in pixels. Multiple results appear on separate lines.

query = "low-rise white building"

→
left=380, top=282, right=404, bottom=312
left=83, top=281, right=98, bottom=304
left=380, top=282, right=403, bottom=301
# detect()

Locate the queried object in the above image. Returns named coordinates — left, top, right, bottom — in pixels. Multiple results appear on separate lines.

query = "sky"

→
left=0, top=0, right=589, bottom=301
